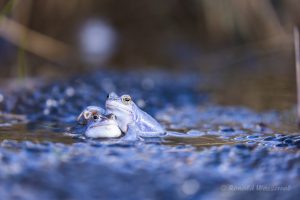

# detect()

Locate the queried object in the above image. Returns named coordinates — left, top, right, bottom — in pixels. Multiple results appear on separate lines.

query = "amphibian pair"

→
left=77, top=93, right=165, bottom=140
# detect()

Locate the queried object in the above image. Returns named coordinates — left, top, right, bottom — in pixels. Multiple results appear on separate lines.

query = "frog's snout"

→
left=107, top=92, right=118, bottom=100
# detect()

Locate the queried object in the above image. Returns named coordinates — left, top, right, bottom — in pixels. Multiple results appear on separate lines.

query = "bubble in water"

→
left=65, top=87, right=75, bottom=97
left=137, top=99, right=146, bottom=108
left=46, top=99, right=58, bottom=107
left=43, top=108, right=50, bottom=115
left=181, top=179, right=200, bottom=195
left=141, top=78, right=154, bottom=90
left=186, top=129, right=205, bottom=137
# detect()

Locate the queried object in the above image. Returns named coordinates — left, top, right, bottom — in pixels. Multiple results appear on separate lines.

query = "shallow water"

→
left=0, top=70, right=299, bottom=200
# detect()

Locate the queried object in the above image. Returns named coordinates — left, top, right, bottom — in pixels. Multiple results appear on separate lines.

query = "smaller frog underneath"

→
left=77, top=106, right=122, bottom=138
left=105, top=92, right=166, bottom=140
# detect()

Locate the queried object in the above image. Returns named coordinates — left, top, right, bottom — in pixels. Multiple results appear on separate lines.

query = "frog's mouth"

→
left=89, top=122, right=115, bottom=129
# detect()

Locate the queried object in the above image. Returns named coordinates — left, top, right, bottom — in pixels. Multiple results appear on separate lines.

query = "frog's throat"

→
left=106, top=102, right=133, bottom=114
left=89, top=122, right=115, bottom=129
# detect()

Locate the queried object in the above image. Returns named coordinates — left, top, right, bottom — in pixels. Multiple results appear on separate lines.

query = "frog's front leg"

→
left=121, top=123, right=142, bottom=141
left=122, top=123, right=166, bottom=141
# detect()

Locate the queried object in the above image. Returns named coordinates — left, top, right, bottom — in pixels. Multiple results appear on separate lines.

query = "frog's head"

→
left=88, top=113, right=118, bottom=127
left=77, top=106, right=121, bottom=138
left=105, top=92, right=134, bottom=114
left=77, top=106, right=106, bottom=125
left=105, top=92, right=135, bottom=132
left=85, top=113, right=122, bottom=138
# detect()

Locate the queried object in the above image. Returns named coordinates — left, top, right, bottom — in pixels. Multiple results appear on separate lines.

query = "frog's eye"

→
left=107, top=114, right=116, bottom=120
left=92, top=114, right=101, bottom=121
left=121, top=95, right=132, bottom=105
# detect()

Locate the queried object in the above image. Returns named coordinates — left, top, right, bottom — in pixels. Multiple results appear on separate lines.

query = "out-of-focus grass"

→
left=0, top=0, right=299, bottom=111
left=0, top=0, right=299, bottom=74
left=0, top=0, right=27, bottom=79
left=0, top=0, right=15, bottom=17
left=17, top=33, right=27, bottom=79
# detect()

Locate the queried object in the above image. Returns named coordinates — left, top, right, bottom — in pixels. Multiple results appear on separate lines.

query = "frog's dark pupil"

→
left=93, top=115, right=98, bottom=119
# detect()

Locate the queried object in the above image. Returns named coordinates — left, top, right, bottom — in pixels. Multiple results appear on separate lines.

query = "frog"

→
left=105, top=92, right=166, bottom=140
left=77, top=106, right=106, bottom=125
left=77, top=106, right=122, bottom=138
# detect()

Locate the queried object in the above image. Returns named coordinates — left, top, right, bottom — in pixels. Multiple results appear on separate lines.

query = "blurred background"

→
left=0, top=0, right=300, bottom=110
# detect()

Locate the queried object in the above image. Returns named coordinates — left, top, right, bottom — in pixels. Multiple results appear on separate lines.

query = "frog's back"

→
left=134, top=106, right=165, bottom=133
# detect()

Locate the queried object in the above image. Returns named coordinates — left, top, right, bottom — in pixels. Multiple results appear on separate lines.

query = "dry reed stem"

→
left=0, top=16, right=73, bottom=62
left=294, top=26, right=300, bottom=127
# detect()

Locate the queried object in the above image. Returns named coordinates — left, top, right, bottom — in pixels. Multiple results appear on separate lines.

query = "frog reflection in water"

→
left=105, top=92, right=166, bottom=140
left=77, top=106, right=122, bottom=138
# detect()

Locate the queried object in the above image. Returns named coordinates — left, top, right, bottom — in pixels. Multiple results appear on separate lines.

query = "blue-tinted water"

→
left=0, top=70, right=299, bottom=200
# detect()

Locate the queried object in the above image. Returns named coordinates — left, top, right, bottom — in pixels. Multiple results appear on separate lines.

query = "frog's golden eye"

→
left=121, top=95, right=132, bottom=105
